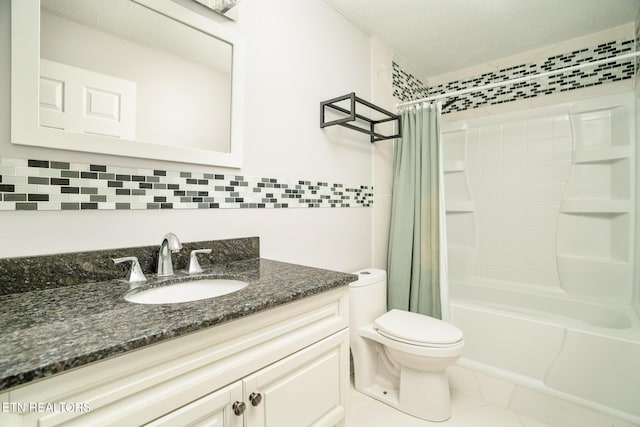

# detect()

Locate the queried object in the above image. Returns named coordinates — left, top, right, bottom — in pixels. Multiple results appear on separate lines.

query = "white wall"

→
left=0, top=0, right=375, bottom=273
left=370, top=37, right=395, bottom=269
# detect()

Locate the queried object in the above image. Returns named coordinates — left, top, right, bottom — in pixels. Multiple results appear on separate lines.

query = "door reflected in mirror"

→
left=41, top=0, right=232, bottom=153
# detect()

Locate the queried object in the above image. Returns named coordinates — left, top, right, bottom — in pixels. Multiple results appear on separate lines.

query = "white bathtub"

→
left=449, top=280, right=640, bottom=424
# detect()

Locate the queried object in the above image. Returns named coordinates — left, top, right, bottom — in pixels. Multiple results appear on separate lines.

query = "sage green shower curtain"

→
left=387, top=104, right=442, bottom=319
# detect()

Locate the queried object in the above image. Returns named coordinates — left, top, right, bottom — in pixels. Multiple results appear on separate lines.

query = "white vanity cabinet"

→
left=146, top=382, right=244, bottom=427
left=2, top=287, right=349, bottom=427
left=242, top=330, right=346, bottom=427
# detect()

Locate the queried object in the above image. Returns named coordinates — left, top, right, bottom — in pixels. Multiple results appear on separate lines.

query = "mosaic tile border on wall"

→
left=0, top=157, right=373, bottom=211
left=392, top=62, right=428, bottom=103
left=392, top=37, right=635, bottom=114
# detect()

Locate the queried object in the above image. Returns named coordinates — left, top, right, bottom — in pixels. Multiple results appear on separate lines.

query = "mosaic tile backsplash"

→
left=393, top=37, right=635, bottom=114
left=0, top=157, right=373, bottom=211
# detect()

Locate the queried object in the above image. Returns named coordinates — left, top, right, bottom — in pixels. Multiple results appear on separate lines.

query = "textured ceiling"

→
left=324, top=0, right=640, bottom=77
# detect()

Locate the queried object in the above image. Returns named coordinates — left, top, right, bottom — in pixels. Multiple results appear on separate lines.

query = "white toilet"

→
left=350, top=268, right=464, bottom=422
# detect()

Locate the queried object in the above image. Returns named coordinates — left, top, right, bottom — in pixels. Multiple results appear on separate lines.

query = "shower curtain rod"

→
left=396, top=51, right=640, bottom=109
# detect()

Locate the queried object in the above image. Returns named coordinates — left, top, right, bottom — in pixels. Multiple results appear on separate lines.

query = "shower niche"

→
left=441, top=125, right=476, bottom=281
left=558, top=96, right=635, bottom=301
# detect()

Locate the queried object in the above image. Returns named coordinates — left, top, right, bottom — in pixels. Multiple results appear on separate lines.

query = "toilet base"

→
left=400, top=366, right=452, bottom=421
left=357, top=367, right=452, bottom=422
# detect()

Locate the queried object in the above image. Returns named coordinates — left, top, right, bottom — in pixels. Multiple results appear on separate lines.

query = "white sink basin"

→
left=125, top=279, right=248, bottom=304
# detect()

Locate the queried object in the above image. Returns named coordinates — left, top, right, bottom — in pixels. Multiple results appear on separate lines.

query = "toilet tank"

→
left=350, top=269, right=387, bottom=330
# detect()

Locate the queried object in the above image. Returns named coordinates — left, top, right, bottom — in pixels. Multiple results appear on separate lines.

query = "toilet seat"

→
left=374, top=309, right=463, bottom=347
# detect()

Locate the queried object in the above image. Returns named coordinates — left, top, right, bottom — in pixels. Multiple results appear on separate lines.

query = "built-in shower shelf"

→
left=445, top=201, right=475, bottom=212
left=557, top=255, right=630, bottom=286
left=560, top=199, right=631, bottom=214
left=572, top=146, right=630, bottom=164
left=444, top=161, right=466, bottom=172
left=557, top=254, right=628, bottom=264
left=558, top=210, right=630, bottom=263
left=557, top=255, right=632, bottom=301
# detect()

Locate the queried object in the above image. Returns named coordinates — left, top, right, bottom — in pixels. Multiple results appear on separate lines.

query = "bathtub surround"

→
left=443, top=93, right=635, bottom=302
left=0, top=236, right=258, bottom=296
left=0, top=156, right=373, bottom=211
left=392, top=33, right=635, bottom=115
left=442, top=92, right=640, bottom=424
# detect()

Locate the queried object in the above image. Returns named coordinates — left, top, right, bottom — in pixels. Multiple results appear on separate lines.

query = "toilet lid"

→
left=374, top=309, right=463, bottom=346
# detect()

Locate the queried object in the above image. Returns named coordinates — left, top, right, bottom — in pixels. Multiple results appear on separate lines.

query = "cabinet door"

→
left=145, top=381, right=243, bottom=427
left=243, top=330, right=348, bottom=427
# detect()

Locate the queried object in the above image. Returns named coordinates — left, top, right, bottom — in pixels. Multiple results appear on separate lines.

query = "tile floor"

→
left=346, top=386, right=552, bottom=427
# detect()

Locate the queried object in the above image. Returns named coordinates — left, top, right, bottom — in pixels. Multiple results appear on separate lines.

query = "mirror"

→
left=11, top=0, right=244, bottom=167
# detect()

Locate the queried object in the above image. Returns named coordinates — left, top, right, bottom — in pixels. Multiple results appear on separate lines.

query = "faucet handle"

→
left=189, top=249, right=212, bottom=274
left=113, top=256, right=147, bottom=284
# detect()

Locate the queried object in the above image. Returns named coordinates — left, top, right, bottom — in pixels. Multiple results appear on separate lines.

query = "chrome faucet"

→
left=157, top=233, right=182, bottom=276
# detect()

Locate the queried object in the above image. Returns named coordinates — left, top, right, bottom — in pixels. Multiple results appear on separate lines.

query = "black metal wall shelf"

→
left=320, top=93, right=401, bottom=143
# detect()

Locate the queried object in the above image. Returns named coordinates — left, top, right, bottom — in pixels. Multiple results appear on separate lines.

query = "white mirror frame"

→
left=11, top=0, right=244, bottom=168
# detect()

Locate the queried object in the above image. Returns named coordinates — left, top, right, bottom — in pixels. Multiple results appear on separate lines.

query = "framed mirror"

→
left=11, top=0, right=244, bottom=168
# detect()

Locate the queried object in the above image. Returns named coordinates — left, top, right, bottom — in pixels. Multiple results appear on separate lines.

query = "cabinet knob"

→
left=249, top=392, right=263, bottom=406
left=232, top=401, right=246, bottom=416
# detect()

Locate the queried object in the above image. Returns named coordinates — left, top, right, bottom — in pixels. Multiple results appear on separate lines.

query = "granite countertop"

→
left=0, top=258, right=357, bottom=392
